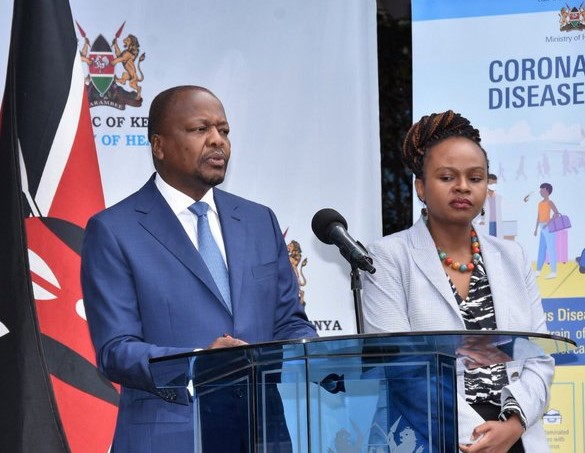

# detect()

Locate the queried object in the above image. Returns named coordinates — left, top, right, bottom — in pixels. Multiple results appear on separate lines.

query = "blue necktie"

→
left=189, top=202, right=232, bottom=314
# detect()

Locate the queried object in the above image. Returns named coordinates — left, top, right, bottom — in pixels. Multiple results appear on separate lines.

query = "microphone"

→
left=311, top=208, right=376, bottom=274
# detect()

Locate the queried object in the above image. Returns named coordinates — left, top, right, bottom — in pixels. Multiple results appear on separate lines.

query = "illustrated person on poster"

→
left=533, top=183, right=560, bottom=279
left=515, top=155, right=527, bottom=180
left=481, top=173, right=502, bottom=237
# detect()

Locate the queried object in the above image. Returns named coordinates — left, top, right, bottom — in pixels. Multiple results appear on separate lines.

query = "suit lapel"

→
left=214, top=189, right=246, bottom=314
left=134, top=178, right=226, bottom=306
left=409, top=218, right=465, bottom=322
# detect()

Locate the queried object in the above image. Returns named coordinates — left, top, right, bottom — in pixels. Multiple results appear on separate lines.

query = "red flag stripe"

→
left=48, top=84, right=105, bottom=226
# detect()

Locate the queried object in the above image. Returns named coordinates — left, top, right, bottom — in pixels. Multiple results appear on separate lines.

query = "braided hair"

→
left=402, top=110, right=488, bottom=179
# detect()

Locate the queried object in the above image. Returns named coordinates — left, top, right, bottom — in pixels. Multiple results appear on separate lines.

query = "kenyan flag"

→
left=0, top=0, right=118, bottom=451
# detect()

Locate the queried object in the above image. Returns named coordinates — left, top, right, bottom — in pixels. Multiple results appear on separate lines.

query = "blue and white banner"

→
left=0, top=0, right=381, bottom=338
left=412, top=1, right=585, bottom=451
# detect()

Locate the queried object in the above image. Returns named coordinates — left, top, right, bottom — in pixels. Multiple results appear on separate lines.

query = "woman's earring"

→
left=421, top=203, right=428, bottom=217
left=481, top=207, right=486, bottom=216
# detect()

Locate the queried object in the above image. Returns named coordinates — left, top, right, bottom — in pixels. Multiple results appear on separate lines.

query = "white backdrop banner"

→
left=412, top=1, right=585, bottom=451
left=0, top=0, right=381, bottom=336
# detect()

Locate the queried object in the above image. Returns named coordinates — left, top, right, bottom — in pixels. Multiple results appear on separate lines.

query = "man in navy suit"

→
left=81, top=85, right=317, bottom=452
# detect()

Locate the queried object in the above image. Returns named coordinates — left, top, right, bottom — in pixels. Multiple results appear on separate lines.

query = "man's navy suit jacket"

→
left=81, top=175, right=316, bottom=452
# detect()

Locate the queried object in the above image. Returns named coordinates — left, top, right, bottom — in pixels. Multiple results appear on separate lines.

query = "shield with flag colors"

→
left=86, top=35, right=115, bottom=97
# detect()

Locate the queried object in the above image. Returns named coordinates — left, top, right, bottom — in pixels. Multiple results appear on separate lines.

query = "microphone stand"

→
left=350, top=263, right=365, bottom=334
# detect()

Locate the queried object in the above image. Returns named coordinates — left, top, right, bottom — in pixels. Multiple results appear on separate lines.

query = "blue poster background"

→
left=412, top=1, right=585, bottom=450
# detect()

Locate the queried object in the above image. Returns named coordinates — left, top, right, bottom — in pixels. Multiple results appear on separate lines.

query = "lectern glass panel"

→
left=149, top=331, right=575, bottom=452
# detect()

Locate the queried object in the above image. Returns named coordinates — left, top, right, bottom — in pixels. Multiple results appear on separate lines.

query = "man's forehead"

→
left=172, top=90, right=224, bottom=113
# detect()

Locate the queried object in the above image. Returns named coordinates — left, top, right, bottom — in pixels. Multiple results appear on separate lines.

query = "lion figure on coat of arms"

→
left=111, top=34, right=146, bottom=100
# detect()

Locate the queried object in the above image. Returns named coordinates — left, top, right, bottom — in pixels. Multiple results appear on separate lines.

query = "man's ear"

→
left=151, top=134, right=164, bottom=160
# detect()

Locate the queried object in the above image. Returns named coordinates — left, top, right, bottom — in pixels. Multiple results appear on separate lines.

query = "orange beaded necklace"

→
left=436, top=229, right=481, bottom=273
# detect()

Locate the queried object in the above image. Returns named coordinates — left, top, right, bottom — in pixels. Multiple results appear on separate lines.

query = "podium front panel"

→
left=184, top=342, right=458, bottom=452
left=149, top=331, right=576, bottom=452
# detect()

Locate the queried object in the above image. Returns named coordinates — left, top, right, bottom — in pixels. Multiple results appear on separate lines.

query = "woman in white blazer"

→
left=362, top=111, right=553, bottom=453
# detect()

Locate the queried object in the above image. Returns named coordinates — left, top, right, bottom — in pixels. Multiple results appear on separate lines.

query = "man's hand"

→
left=459, top=415, right=524, bottom=453
left=208, top=334, right=248, bottom=349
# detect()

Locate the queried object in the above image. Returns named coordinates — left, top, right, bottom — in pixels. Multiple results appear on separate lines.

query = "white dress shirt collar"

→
left=154, top=173, right=227, bottom=264
left=154, top=173, right=219, bottom=215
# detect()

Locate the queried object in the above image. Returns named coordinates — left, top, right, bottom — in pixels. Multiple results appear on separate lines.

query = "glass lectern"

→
left=149, top=331, right=575, bottom=453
